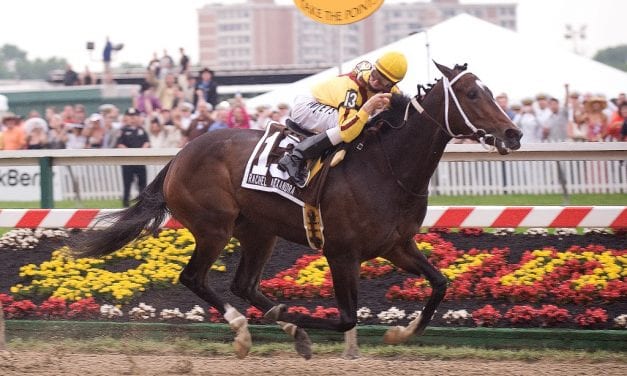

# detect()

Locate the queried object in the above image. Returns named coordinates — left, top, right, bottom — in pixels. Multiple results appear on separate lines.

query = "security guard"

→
left=278, top=51, right=408, bottom=187
left=116, top=107, right=150, bottom=207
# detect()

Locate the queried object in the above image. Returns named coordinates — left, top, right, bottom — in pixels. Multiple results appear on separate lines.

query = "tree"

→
left=0, top=44, right=67, bottom=80
left=593, top=45, right=627, bottom=72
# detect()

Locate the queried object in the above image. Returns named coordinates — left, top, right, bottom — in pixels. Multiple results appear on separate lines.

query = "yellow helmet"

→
left=374, top=52, right=408, bottom=83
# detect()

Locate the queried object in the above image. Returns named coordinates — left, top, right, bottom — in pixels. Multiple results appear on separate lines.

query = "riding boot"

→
left=278, top=132, right=333, bottom=188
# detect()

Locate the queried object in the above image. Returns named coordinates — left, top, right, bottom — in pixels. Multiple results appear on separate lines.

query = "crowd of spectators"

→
left=492, top=86, right=626, bottom=143
left=1, top=48, right=626, bottom=152
left=0, top=49, right=292, bottom=151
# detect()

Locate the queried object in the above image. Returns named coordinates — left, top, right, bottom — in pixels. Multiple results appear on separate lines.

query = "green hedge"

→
left=6, top=320, right=626, bottom=351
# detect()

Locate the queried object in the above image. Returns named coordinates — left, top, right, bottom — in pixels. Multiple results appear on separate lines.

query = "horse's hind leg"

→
left=231, top=224, right=312, bottom=359
left=179, top=232, right=252, bottom=359
left=383, top=239, right=447, bottom=344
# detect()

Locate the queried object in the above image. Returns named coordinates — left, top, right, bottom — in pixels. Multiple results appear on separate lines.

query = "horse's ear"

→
left=433, top=61, right=454, bottom=79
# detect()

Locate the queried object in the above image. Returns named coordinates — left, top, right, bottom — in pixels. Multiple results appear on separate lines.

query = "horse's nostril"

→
left=505, top=128, right=522, bottom=140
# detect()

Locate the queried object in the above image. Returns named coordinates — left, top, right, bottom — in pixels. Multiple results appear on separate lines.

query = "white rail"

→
left=0, top=142, right=625, bottom=166
left=0, top=143, right=625, bottom=201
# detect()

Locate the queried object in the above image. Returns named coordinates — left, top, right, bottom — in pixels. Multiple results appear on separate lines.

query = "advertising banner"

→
left=0, top=166, right=62, bottom=202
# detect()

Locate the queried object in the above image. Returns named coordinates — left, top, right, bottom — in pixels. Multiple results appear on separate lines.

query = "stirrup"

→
left=293, top=169, right=310, bottom=189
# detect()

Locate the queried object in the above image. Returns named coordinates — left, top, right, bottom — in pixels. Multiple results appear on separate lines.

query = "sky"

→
left=0, top=0, right=625, bottom=73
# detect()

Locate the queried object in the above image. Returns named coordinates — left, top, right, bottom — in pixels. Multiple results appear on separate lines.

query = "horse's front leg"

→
left=383, top=239, right=447, bottom=344
left=271, top=253, right=361, bottom=339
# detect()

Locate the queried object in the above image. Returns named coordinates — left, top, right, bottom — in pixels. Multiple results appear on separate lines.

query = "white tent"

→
left=246, top=14, right=627, bottom=109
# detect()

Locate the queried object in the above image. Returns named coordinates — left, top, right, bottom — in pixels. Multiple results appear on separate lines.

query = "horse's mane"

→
left=367, top=93, right=410, bottom=130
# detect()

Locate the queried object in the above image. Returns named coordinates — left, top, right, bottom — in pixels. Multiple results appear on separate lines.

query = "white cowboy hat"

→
left=23, top=117, right=48, bottom=133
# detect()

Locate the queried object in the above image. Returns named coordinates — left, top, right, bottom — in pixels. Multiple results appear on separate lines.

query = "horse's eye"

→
left=467, top=90, right=478, bottom=100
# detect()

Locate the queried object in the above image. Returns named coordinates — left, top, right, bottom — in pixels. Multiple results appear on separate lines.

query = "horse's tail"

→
left=69, top=161, right=172, bottom=258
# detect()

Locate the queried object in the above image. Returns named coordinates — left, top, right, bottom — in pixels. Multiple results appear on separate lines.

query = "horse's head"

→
left=432, top=62, right=522, bottom=154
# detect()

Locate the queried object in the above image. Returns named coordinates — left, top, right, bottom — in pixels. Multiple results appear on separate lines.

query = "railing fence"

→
left=59, top=160, right=626, bottom=201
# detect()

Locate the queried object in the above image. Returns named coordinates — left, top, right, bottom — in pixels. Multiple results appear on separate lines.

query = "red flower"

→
left=504, top=305, right=537, bottom=324
left=67, top=298, right=100, bottom=319
left=311, top=306, right=339, bottom=319
left=207, top=307, right=223, bottom=323
left=537, top=304, right=571, bottom=327
left=471, top=304, right=502, bottom=327
left=5, top=299, right=37, bottom=319
left=574, top=308, right=608, bottom=327
left=38, top=297, right=67, bottom=319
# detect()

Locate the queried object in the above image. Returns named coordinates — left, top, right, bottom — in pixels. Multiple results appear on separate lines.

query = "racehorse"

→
left=70, top=62, right=522, bottom=359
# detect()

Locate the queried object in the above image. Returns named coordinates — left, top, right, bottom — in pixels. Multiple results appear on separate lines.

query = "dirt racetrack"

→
left=1, top=351, right=626, bottom=376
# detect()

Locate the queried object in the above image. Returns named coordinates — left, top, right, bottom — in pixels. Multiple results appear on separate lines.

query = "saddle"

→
left=242, top=122, right=346, bottom=249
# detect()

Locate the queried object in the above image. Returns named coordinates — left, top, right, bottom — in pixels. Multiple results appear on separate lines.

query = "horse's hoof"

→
left=383, top=326, right=406, bottom=345
left=233, top=327, right=252, bottom=359
left=341, top=348, right=360, bottom=360
left=294, top=328, right=312, bottom=360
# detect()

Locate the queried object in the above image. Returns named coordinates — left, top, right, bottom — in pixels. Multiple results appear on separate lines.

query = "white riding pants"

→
left=290, top=95, right=343, bottom=145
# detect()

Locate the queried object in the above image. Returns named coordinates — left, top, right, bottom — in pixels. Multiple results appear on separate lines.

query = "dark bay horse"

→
left=71, top=62, right=522, bottom=359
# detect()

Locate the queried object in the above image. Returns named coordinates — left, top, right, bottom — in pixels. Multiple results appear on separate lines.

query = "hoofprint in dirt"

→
left=0, top=351, right=626, bottom=376
left=0, top=232, right=625, bottom=328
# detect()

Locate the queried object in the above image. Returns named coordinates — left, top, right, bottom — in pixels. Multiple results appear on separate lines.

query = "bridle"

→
left=401, top=70, right=501, bottom=151
left=371, top=69, right=504, bottom=197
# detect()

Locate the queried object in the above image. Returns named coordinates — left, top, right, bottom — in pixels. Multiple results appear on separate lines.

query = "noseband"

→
left=402, top=70, right=499, bottom=151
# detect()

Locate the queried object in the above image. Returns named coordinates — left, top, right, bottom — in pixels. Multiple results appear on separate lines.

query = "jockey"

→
left=278, top=51, right=408, bottom=188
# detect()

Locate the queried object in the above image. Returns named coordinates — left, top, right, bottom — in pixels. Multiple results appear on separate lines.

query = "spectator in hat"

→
left=193, top=68, right=218, bottom=109
left=24, top=117, right=48, bottom=149
left=66, top=123, right=88, bottom=149
left=583, top=96, right=608, bottom=141
left=85, top=113, right=106, bottom=148
left=510, top=103, right=522, bottom=117
left=117, top=107, right=150, bottom=207
left=534, top=93, right=551, bottom=130
left=1, top=112, right=26, bottom=150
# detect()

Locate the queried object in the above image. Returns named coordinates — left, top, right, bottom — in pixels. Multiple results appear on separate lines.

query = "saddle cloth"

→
left=242, top=122, right=313, bottom=206
left=242, top=122, right=338, bottom=249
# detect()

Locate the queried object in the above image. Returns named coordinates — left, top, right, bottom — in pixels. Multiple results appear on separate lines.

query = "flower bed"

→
left=0, top=228, right=625, bottom=330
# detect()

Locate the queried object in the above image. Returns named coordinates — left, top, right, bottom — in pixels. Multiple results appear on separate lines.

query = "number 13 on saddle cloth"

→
left=242, top=123, right=341, bottom=249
